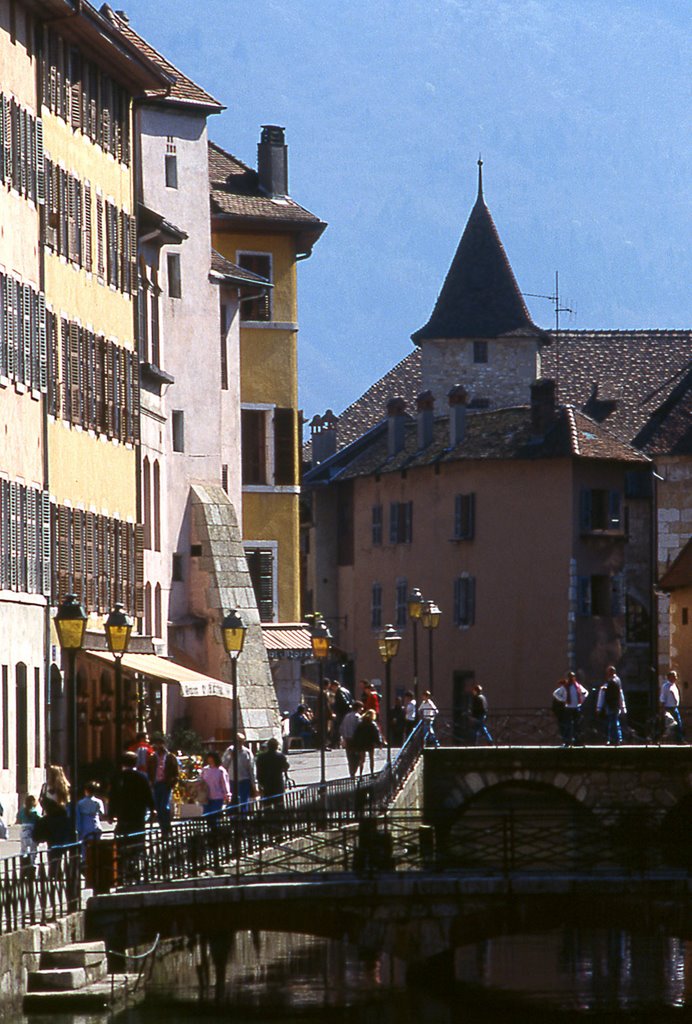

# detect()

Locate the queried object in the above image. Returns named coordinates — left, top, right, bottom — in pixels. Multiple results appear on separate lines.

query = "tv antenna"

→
left=524, top=271, right=574, bottom=390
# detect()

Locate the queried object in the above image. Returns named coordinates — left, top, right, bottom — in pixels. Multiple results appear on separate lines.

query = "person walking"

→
left=659, top=670, right=685, bottom=743
left=200, top=751, right=231, bottom=827
left=597, top=666, right=627, bottom=745
left=17, top=795, right=41, bottom=865
left=419, top=691, right=440, bottom=748
left=222, top=733, right=257, bottom=809
left=255, top=738, right=290, bottom=803
left=404, top=690, right=417, bottom=738
left=553, top=672, right=588, bottom=747
left=76, top=781, right=105, bottom=861
left=326, top=679, right=353, bottom=746
left=146, top=734, right=179, bottom=834
left=470, top=684, right=494, bottom=745
left=353, top=709, right=381, bottom=775
left=389, top=697, right=406, bottom=748
left=109, top=751, right=155, bottom=877
left=340, top=700, right=364, bottom=778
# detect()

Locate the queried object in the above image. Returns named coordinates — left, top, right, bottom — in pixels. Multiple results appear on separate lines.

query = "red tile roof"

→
left=99, top=5, right=224, bottom=111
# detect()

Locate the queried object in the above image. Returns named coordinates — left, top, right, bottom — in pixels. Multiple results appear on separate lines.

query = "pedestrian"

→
left=361, top=681, right=381, bottom=719
left=289, top=704, right=317, bottom=747
left=404, top=690, right=417, bottom=738
left=76, top=781, right=104, bottom=861
left=39, top=764, right=70, bottom=816
left=659, top=670, right=685, bottom=743
left=353, top=709, right=381, bottom=775
left=109, top=751, right=155, bottom=876
left=326, top=679, right=354, bottom=746
left=32, top=801, right=73, bottom=877
left=17, top=794, right=41, bottom=864
left=597, top=666, right=626, bottom=745
left=255, top=738, right=290, bottom=802
left=340, top=700, right=364, bottom=778
left=146, top=733, right=179, bottom=834
left=389, top=696, right=406, bottom=747
left=552, top=672, right=588, bottom=747
left=128, top=731, right=153, bottom=775
left=419, top=690, right=440, bottom=748
left=470, top=684, right=494, bottom=745
left=200, top=751, right=231, bottom=826
left=222, top=733, right=257, bottom=809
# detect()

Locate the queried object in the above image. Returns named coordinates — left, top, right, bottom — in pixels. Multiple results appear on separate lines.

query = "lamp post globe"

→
left=105, top=603, right=133, bottom=761
left=54, top=593, right=87, bottom=651
left=420, top=600, right=442, bottom=690
left=310, top=617, right=332, bottom=789
left=407, top=587, right=423, bottom=707
left=221, top=610, right=246, bottom=809
left=377, top=624, right=401, bottom=767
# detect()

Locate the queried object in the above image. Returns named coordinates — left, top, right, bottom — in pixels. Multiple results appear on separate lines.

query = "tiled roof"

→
left=306, top=330, right=692, bottom=462
left=411, top=174, right=541, bottom=343
left=631, top=364, right=692, bottom=456
left=209, top=141, right=327, bottom=236
left=306, top=405, right=646, bottom=486
left=542, top=330, right=692, bottom=447
left=99, top=5, right=224, bottom=110
left=210, top=249, right=270, bottom=286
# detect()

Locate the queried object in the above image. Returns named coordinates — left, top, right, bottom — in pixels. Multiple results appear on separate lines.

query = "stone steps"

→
left=23, top=939, right=144, bottom=1013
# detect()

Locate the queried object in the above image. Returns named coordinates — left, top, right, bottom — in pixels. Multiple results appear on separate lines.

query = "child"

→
left=17, top=794, right=41, bottom=864
left=76, top=781, right=104, bottom=860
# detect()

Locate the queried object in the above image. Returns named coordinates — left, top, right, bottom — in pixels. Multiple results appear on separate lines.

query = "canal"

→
left=19, top=925, right=692, bottom=1023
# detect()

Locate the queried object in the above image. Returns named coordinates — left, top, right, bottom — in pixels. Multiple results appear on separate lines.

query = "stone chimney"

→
left=387, top=397, right=407, bottom=457
left=257, top=125, right=288, bottom=198
left=530, top=378, right=557, bottom=436
left=310, top=410, right=338, bottom=467
left=448, top=384, right=468, bottom=447
left=416, top=390, right=435, bottom=450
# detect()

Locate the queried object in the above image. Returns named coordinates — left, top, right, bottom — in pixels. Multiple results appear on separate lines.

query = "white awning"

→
left=85, top=651, right=233, bottom=700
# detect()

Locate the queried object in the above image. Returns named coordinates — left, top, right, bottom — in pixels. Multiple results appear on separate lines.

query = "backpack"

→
left=604, top=679, right=621, bottom=711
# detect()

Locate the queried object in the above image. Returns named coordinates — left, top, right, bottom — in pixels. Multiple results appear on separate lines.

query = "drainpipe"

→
left=650, top=466, right=660, bottom=715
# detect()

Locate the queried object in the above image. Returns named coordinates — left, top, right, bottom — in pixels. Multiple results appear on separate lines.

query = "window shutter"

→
left=19, top=106, right=27, bottom=197
left=389, top=502, right=398, bottom=544
left=70, top=47, right=82, bottom=131
left=9, top=482, right=18, bottom=591
left=59, top=38, right=68, bottom=120
left=0, top=272, right=6, bottom=377
left=98, top=516, right=107, bottom=612
left=47, top=310, right=58, bottom=414
left=69, top=321, right=80, bottom=424
left=453, top=577, right=461, bottom=627
left=41, top=492, right=51, bottom=598
left=94, top=334, right=104, bottom=432
left=132, top=351, right=140, bottom=442
left=579, top=489, right=592, bottom=533
left=59, top=166, right=68, bottom=257
left=577, top=576, right=591, bottom=617
left=2, top=95, right=11, bottom=184
left=72, top=508, right=84, bottom=605
left=60, top=316, right=70, bottom=421
left=27, top=114, right=35, bottom=204
left=134, top=522, right=144, bottom=617
left=129, top=213, right=137, bottom=294
left=0, top=480, right=9, bottom=590
left=273, top=407, right=296, bottom=485
left=610, top=573, right=624, bottom=617
left=96, top=193, right=104, bottom=277
left=105, top=339, right=115, bottom=436
left=49, top=33, right=58, bottom=113
left=30, top=288, right=40, bottom=389
left=0, top=94, right=4, bottom=186
left=35, top=116, right=44, bottom=204
left=82, top=182, right=92, bottom=271
left=57, top=505, right=69, bottom=602
left=84, top=510, right=94, bottom=610
left=467, top=576, right=476, bottom=626
left=26, top=487, right=37, bottom=593
left=404, top=501, right=413, bottom=542
left=22, top=282, right=31, bottom=386
left=86, top=330, right=95, bottom=429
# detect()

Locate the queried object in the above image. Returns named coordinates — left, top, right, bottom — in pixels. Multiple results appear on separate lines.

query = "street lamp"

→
left=221, top=609, right=247, bottom=806
left=310, top=617, right=332, bottom=788
left=420, top=600, right=441, bottom=690
left=377, top=623, right=401, bottom=767
left=407, top=587, right=424, bottom=707
left=54, top=594, right=87, bottom=836
left=105, top=603, right=133, bottom=761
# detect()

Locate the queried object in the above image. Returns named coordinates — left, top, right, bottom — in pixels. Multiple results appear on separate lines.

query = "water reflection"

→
left=20, top=927, right=691, bottom=1024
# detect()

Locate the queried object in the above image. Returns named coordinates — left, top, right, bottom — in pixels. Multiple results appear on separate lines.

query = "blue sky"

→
left=121, top=0, right=691, bottom=421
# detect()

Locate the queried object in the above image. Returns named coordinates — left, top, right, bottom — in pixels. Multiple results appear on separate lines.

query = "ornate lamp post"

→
left=420, top=600, right=442, bottom=691
left=407, top=587, right=424, bottom=707
left=377, top=623, right=401, bottom=767
left=310, top=617, right=332, bottom=789
left=54, top=594, right=87, bottom=836
left=221, top=609, right=247, bottom=805
left=105, top=603, right=133, bottom=761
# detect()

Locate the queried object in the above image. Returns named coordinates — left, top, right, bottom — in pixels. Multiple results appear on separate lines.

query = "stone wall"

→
left=420, top=335, right=542, bottom=409
left=0, top=912, right=83, bottom=1014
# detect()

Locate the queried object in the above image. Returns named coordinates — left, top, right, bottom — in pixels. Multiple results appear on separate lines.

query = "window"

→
left=454, top=493, right=475, bottom=540
left=372, top=504, right=383, bottom=546
left=220, top=302, right=229, bottom=391
left=172, top=410, right=184, bottom=452
left=1, top=665, right=8, bottom=769
left=165, top=138, right=178, bottom=188
left=579, top=488, right=622, bottom=532
left=389, top=501, right=413, bottom=544
left=167, top=253, right=181, bottom=298
left=626, top=595, right=650, bottom=643
left=682, top=608, right=689, bottom=626
left=154, top=583, right=162, bottom=638
left=371, top=582, right=383, bottom=629
left=221, top=464, right=228, bottom=494
left=172, top=553, right=184, bottom=582
left=395, top=578, right=407, bottom=628
left=453, top=575, right=476, bottom=627
left=34, top=668, right=41, bottom=768
left=245, top=546, right=275, bottom=622
left=142, top=457, right=151, bottom=549
left=577, top=574, right=623, bottom=617
left=473, top=340, right=488, bottom=364
left=241, top=408, right=267, bottom=484
left=144, top=581, right=152, bottom=635
left=152, top=461, right=161, bottom=551
left=238, top=252, right=271, bottom=321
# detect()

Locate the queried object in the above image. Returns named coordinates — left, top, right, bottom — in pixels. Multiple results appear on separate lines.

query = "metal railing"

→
left=0, top=842, right=81, bottom=935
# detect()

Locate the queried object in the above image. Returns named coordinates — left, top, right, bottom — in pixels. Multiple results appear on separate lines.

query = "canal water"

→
left=20, top=927, right=692, bottom=1023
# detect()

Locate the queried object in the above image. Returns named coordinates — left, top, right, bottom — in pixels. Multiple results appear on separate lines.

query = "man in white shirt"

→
left=340, top=701, right=363, bottom=778
left=552, top=672, right=588, bottom=747
left=418, top=691, right=440, bottom=748
left=659, top=670, right=685, bottom=743
left=222, top=733, right=257, bottom=808
left=404, top=690, right=417, bottom=738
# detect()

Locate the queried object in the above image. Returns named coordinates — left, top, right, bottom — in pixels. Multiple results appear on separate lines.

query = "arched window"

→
left=154, top=583, right=162, bottom=639
left=153, top=460, right=161, bottom=552
left=144, top=582, right=152, bottom=636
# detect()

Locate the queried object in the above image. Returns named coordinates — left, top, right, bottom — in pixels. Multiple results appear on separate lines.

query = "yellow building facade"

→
left=210, top=133, right=325, bottom=623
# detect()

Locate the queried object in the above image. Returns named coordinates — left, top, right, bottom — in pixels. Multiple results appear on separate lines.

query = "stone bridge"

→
left=422, top=746, right=692, bottom=821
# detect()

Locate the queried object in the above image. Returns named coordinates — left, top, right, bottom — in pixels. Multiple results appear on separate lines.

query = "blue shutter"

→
left=389, top=502, right=398, bottom=544
left=453, top=577, right=461, bottom=626
left=577, top=576, right=591, bottom=617
left=579, top=489, right=592, bottom=532
left=610, top=573, right=624, bottom=617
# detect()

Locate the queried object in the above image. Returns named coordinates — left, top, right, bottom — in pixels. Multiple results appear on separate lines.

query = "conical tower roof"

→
left=412, top=162, right=540, bottom=344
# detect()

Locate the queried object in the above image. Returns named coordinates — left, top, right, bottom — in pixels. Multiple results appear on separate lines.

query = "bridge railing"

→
left=0, top=843, right=81, bottom=935
left=435, top=706, right=668, bottom=747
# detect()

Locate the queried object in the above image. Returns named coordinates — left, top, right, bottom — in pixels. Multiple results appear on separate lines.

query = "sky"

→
left=120, top=0, right=691, bottom=422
